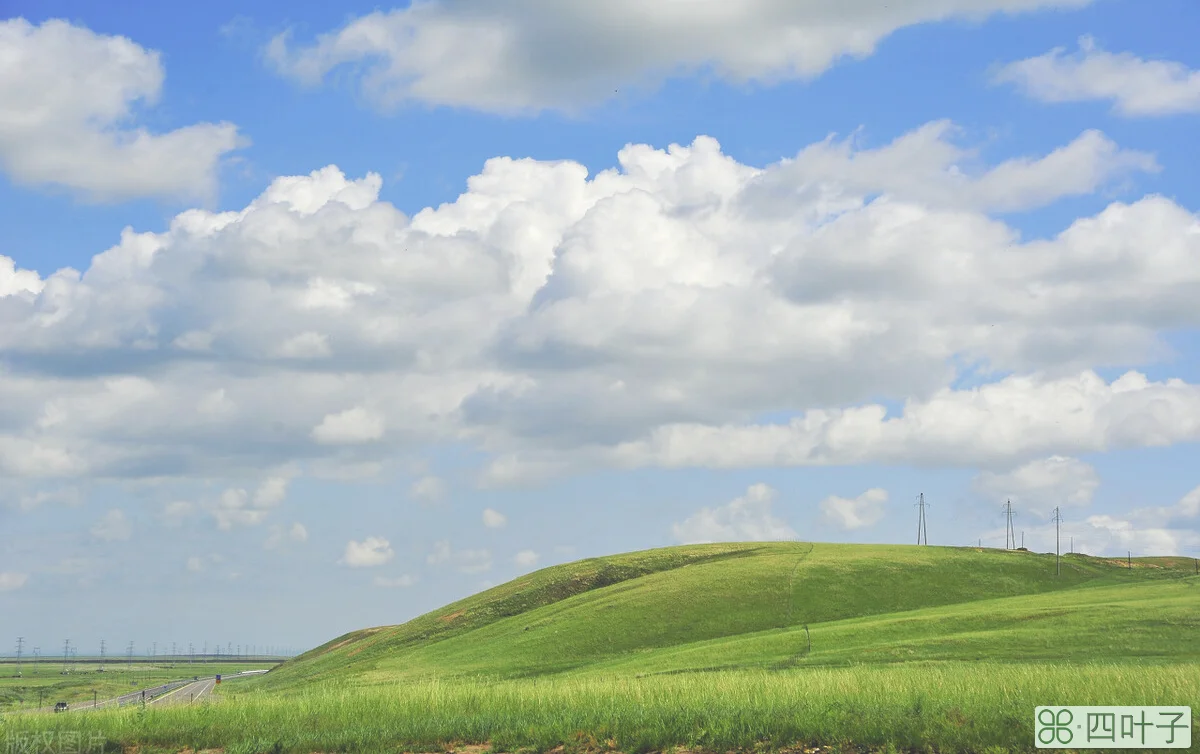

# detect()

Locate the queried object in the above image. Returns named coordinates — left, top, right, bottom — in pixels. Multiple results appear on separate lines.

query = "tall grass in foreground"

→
left=2, top=663, right=1197, bottom=754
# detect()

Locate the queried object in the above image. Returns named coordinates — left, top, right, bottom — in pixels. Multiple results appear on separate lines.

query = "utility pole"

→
left=1128, top=551, right=1132, bottom=570
left=1070, top=536, right=1073, bottom=555
left=1003, top=500, right=1017, bottom=550
left=15, top=637, right=23, bottom=676
left=915, top=493, right=929, bottom=545
left=1021, top=531, right=1024, bottom=549
left=1052, top=507, right=1063, bottom=576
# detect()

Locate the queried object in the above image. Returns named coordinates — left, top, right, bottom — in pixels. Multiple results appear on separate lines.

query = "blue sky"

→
left=1, top=0, right=1199, bottom=655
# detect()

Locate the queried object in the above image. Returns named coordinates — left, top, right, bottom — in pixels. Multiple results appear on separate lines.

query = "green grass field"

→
left=3, top=542, right=1198, bottom=753
left=0, top=661, right=277, bottom=712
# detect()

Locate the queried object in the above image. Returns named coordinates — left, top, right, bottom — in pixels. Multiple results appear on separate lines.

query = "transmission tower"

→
left=15, top=637, right=23, bottom=676
left=61, top=639, right=70, bottom=674
left=32, top=647, right=39, bottom=675
left=126, top=641, right=134, bottom=669
left=99, top=639, right=106, bottom=672
left=915, top=493, right=929, bottom=545
left=1003, top=500, right=1017, bottom=550
left=1051, top=507, right=1063, bottom=576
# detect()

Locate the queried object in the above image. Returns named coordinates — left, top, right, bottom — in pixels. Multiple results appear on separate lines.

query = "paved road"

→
left=32, top=670, right=270, bottom=713
left=148, top=676, right=217, bottom=706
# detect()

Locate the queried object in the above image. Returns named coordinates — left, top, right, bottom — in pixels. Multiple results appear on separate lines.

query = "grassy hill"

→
left=256, top=542, right=1200, bottom=690
left=10, top=542, right=1198, bottom=754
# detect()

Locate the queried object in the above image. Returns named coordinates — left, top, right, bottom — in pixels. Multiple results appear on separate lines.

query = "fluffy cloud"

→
left=264, top=522, right=308, bottom=550
left=672, top=483, right=797, bottom=544
left=482, top=508, right=507, bottom=528
left=409, top=475, right=447, bottom=503
left=311, top=407, right=385, bottom=445
left=267, top=0, right=1093, bottom=114
left=0, top=572, right=28, bottom=591
left=820, top=488, right=889, bottom=530
left=1010, top=484, right=1200, bottom=556
left=514, top=549, right=539, bottom=567
left=0, top=18, right=244, bottom=202
left=558, top=370, right=1200, bottom=475
left=973, top=455, right=1099, bottom=517
left=90, top=509, right=132, bottom=541
left=994, top=36, right=1200, bottom=116
left=0, top=126, right=1195, bottom=497
left=210, top=476, right=291, bottom=530
left=340, top=536, right=394, bottom=567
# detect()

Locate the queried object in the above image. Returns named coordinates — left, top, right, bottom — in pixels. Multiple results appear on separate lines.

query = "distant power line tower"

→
left=915, top=493, right=929, bottom=545
left=32, top=647, right=39, bottom=675
left=99, top=639, right=106, bottom=672
left=126, top=641, right=134, bottom=669
left=15, top=637, right=23, bottom=676
left=1003, top=500, right=1017, bottom=550
left=1051, top=507, right=1063, bottom=576
left=61, top=639, right=70, bottom=674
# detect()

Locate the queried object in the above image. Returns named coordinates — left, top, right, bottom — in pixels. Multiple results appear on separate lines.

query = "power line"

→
left=915, top=493, right=929, bottom=545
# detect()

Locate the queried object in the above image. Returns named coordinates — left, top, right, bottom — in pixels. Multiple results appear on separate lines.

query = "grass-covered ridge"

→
left=258, top=542, right=1199, bottom=690
left=7, top=542, right=1198, bottom=753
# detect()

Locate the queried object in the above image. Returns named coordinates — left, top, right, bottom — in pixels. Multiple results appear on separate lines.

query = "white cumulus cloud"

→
left=672, top=483, right=797, bottom=544
left=267, top=0, right=1094, bottom=114
left=973, top=455, right=1100, bottom=517
left=0, top=572, right=29, bottom=591
left=265, top=522, right=309, bottom=550
left=994, top=35, right=1200, bottom=116
left=311, top=407, right=385, bottom=444
left=410, top=475, right=447, bottom=503
left=482, top=508, right=507, bottom=528
left=340, top=536, right=395, bottom=567
left=514, top=549, right=539, bottom=568
left=820, top=488, right=889, bottom=530
left=0, top=18, right=244, bottom=202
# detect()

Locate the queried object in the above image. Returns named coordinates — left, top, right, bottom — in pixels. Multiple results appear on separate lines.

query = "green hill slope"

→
left=258, top=542, right=1199, bottom=691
